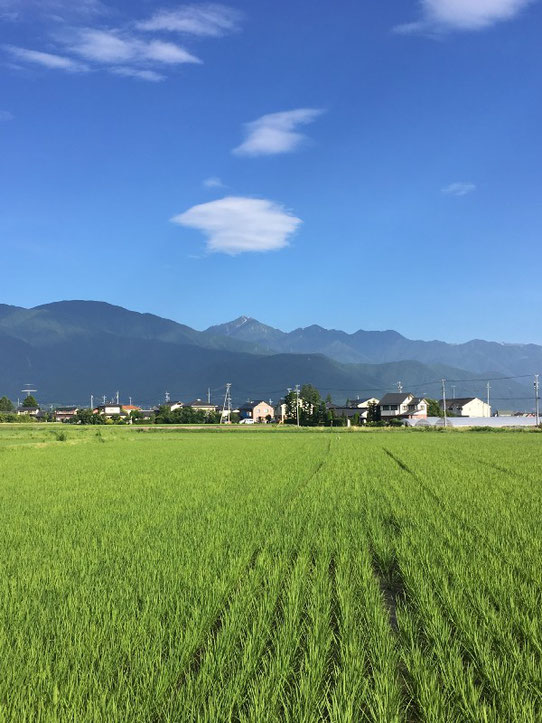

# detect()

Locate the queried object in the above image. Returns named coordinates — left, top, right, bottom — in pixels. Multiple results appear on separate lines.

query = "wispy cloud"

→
left=395, top=0, right=534, bottom=33
left=2, top=2, right=239, bottom=81
left=0, top=0, right=107, bottom=21
left=233, top=108, right=324, bottom=157
left=109, top=66, right=165, bottom=82
left=441, top=181, right=477, bottom=196
left=203, top=176, right=225, bottom=188
left=0, top=109, right=14, bottom=121
left=66, top=29, right=201, bottom=66
left=5, top=45, right=88, bottom=71
left=171, top=196, right=302, bottom=254
left=138, top=3, right=241, bottom=37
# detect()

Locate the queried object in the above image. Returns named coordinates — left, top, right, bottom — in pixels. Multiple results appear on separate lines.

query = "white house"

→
left=16, top=406, right=40, bottom=418
left=379, top=393, right=428, bottom=420
left=94, top=403, right=124, bottom=418
left=440, top=397, right=491, bottom=418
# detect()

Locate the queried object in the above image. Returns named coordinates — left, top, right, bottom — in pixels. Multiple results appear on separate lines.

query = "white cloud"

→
left=68, top=29, right=133, bottom=63
left=5, top=45, right=88, bottom=71
left=0, top=0, right=107, bottom=20
left=2, top=3, right=237, bottom=81
left=67, top=29, right=201, bottom=65
left=395, top=0, right=534, bottom=32
left=171, top=196, right=301, bottom=254
left=203, top=176, right=225, bottom=188
left=144, top=39, right=201, bottom=64
left=0, top=109, right=14, bottom=121
left=441, top=181, right=477, bottom=196
left=138, top=4, right=241, bottom=37
left=109, top=66, right=165, bottom=82
left=233, top=108, right=324, bottom=157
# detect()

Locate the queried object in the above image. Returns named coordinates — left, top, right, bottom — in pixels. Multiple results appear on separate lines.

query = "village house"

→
left=163, top=401, right=183, bottom=412
left=239, top=400, right=275, bottom=422
left=137, top=409, right=156, bottom=420
left=54, top=406, right=79, bottom=422
left=122, top=405, right=141, bottom=414
left=327, top=398, right=380, bottom=423
left=348, top=397, right=380, bottom=410
left=439, top=397, right=491, bottom=418
left=188, top=399, right=218, bottom=414
left=379, top=393, right=428, bottom=420
left=15, top=406, right=40, bottom=418
left=94, top=403, right=124, bottom=418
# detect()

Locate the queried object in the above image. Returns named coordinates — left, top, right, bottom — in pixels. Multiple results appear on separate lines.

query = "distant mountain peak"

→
left=233, top=315, right=252, bottom=326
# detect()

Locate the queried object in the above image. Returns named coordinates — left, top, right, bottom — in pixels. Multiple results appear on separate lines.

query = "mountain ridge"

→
left=0, top=300, right=537, bottom=409
left=205, top=314, right=542, bottom=377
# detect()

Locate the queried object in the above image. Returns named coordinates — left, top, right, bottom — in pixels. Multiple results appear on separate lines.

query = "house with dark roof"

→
left=94, top=403, right=124, bottom=418
left=439, top=397, right=491, bottom=418
left=379, top=393, right=428, bottom=420
left=188, top=399, right=218, bottom=414
left=54, top=406, right=79, bottom=422
left=239, top=400, right=275, bottom=422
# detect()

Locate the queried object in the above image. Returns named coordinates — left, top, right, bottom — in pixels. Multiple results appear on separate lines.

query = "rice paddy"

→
left=0, top=426, right=540, bottom=721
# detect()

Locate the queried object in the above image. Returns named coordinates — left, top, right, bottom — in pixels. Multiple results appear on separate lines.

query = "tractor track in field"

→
left=321, top=553, right=341, bottom=722
left=380, top=447, right=542, bottom=721
left=153, top=439, right=334, bottom=720
left=369, top=540, right=421, bottom=723
left=382, top=448, right=539, bottom=590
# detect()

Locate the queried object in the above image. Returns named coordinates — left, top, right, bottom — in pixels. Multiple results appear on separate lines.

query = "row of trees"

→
left=153, top=406, right=225, bottom=425
left=282, top=385, right=383, bottom=427
left=0, top=395, right=38, bottom=412
left=0, top=395, right=43, bottom=422
left=69, top=406, right=229, bottom=425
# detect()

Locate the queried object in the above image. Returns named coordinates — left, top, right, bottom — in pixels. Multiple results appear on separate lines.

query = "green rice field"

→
left=0, top=426, right=540, bottom=721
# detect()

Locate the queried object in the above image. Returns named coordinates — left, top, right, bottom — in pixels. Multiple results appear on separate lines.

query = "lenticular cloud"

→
left=171, top=196, right=302, bottom=254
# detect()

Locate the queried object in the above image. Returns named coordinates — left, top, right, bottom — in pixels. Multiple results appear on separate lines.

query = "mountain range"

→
left=0, top=301, right=538, bottom=410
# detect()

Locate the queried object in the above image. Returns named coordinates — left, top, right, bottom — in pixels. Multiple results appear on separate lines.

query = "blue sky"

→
left=1, top=0, right=541, bottom=343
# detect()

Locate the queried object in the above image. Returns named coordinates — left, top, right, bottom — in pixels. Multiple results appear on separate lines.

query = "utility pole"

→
left=486, top=382, right=491, bottom=417
left=221, top=383, right=232, bottom=423
left=442, top=379, right=447, bottom=428
left=295, top=384, right=300, bottom=427
left=535, top=375, right=540, bottom=426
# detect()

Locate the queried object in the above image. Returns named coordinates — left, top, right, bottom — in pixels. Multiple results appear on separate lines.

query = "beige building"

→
left=188, top=399, right=218, bottom=414
left=440, top=397, right=491, bottom=418
left=54, top=407, right=79, bottom=422
left=239, top=400, right=275, bottom=422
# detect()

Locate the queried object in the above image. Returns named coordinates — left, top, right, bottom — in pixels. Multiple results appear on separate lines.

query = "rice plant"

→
left=0, top=427, right=540, bottom=721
